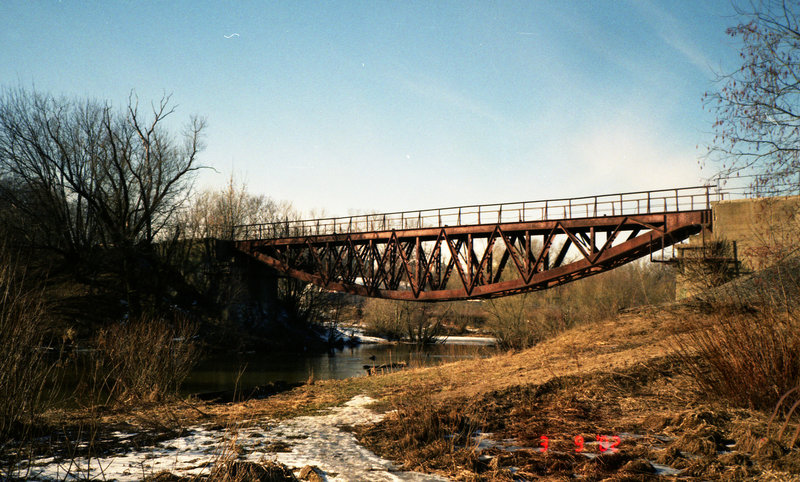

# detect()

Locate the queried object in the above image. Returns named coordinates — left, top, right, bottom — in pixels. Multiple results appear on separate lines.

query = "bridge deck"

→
left=233, top=186, right=720, bottom=241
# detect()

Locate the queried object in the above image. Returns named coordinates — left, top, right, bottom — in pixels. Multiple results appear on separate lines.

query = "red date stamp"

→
left=538, top=435, right=621, bottom=453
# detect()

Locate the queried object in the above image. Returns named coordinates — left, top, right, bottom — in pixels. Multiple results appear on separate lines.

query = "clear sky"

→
left=1, top=1, right=743, bottom=216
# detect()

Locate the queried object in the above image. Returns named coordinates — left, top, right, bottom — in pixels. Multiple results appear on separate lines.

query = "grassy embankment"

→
left=26, top=259, right=796, bottom=481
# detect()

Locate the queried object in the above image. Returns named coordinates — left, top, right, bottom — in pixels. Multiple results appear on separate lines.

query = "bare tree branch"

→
left=706, top=0, right=800, bottom=193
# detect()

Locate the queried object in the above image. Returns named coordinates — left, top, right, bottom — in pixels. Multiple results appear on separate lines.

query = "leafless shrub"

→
left=361, top=298, right=444, bottom=345
left=486, top=261, right=674, bottom=350
left=485, top=294, right=553, bottom=350
left=96, top=315, right=200, bottom=404
left=557, top=261, right=675, bottom=320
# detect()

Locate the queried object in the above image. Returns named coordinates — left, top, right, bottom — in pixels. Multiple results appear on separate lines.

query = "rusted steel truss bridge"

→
left=233, top=186, right=722, bottom=301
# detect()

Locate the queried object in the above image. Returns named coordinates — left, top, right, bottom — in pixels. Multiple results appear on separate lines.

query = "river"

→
left=182, top=336, right=495, bottom=396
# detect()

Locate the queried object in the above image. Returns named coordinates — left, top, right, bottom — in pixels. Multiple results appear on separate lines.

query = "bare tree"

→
left=175, top=178, right=293, bottom=308
left=181, top=176, right=293, bottom=240
left=0, top=87, right=206, bottom=312
left=0, top=87, right=205, bottom=257
left=706, top=0, right=800, bottom=193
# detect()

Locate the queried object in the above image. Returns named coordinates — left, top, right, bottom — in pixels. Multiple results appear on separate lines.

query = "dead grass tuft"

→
left=674, top=308, right=800, bottom=411
left=356, top=386, right=486, bottom=476
left=208, top=460, right=298, bottom=481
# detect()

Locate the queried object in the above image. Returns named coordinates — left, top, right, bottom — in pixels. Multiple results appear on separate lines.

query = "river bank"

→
left=11, top=301, right=800, bottom=480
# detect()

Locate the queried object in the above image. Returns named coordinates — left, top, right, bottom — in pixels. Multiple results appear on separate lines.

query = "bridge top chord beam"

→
left=232, top=185, right=727, bottom=241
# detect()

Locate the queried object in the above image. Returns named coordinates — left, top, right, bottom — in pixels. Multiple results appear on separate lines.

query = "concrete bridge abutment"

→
left=675, top=195, right=800, bottom=299
left=215, top=239, right=280, bottom=323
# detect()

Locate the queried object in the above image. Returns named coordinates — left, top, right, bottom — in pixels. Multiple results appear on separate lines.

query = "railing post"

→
left=521, top=202, right=526, bottom=222
left=383, top=214, right=386, bottom=230
left=619, top=193, right=623, bottom=215
left=458, top=207, right=462, bottom=225
left=568, top=199, right=572, bottom=218
left=498, top=205, right=502, bottom=223
left=544, top=201, right=548, bottom=220
left=438, top=209, right=442, bottom=227
left=418, top=210, right=421, bottom=228
left=674, top=189, right=679, bottom=211
left=593, top=197, right=597, bottom=217
left=647, top=191, right=651, bottom=213
left=478, top=206, right=481, bottom=224
left=706, top=186, right=710, bottom=209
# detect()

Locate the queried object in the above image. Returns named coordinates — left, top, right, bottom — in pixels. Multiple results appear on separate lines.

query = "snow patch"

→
left=24, top=395, right=449, bottom=481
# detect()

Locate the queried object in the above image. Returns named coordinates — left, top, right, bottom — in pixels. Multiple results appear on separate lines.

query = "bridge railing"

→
left=233, top=185, right=728, bottom=240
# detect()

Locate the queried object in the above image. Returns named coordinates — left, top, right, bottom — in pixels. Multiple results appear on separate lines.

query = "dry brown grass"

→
left=25, top=284, right=800, bottom=481
left=674, top=309, right=800, bottom=410
left=671, top=257, right=800, bottom=456
left=345, top=304, right=798, bottom=479
left=206, top=460, right=298, bottom=481
left=0, top=249, right=59, bottom=479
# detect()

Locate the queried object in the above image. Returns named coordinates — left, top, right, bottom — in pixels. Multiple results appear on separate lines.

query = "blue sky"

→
left=1, top=1, right=742, bottom=215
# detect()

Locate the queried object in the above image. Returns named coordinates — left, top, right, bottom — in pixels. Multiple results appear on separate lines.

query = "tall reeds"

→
left=0, top=250, right=53, bottom=477
left=674, top=256, right=800, bottom=412
left=677, top=309, right=800, bottom=410
left=96, top=314, right=200, bottom=404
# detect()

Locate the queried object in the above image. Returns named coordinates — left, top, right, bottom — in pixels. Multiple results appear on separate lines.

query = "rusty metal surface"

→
left=233, top=187, right=717, bottom=301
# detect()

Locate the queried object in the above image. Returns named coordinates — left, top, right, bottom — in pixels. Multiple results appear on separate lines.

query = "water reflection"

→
left=183, top=341, right=494, bottom=395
